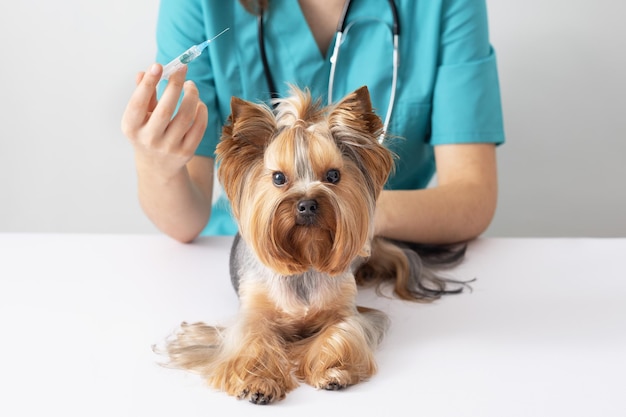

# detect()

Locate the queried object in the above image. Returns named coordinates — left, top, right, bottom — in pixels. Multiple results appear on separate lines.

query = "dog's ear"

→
left=328, top=86, right=393, bottom=197
left=226, top=96, right=277, bottom=148
left=328, top=86, right=383, bottom=142
left=216, top=97, right=277, bottom=210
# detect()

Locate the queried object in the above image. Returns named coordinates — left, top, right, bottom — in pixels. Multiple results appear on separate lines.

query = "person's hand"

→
left=121, top=64, right=208, bottom=181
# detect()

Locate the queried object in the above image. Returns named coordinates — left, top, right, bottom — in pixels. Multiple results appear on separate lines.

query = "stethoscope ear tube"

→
left=327, top=31, right=343, bottom=105
left=257, top=12, right=279, bottom=100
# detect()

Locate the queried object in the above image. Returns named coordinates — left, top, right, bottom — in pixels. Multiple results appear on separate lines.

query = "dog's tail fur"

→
left=355, top=237, right=472, bottom=302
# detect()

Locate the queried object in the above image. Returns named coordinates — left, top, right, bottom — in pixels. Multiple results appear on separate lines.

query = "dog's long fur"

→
left=161, top=86, right=468, bottom=404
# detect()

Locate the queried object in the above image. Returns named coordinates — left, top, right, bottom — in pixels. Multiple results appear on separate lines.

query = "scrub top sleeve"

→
left=155, top=0, right=221, bottom=158
left=430, top=0, right=505, bottom=145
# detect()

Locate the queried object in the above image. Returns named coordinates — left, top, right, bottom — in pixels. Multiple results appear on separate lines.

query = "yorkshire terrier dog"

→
left=162, top=86, right=467, bottom=404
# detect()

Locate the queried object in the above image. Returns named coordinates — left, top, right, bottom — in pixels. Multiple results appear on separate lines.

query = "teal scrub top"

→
left=156, top=0, right=505, bottom=236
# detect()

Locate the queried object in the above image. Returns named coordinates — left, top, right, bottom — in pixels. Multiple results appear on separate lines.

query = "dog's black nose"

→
left=296, top=199, right=318, bottom=225
left=297, top=199, right=318, bottom=215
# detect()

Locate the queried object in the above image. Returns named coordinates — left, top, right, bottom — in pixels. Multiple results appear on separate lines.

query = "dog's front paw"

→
left=247, top=390, right=273, bottom=405
left=310, top=367, right=352, bottom=391
left=323, top=380, right=347, bottom=391
left=237, top=378, right=287, bottom=405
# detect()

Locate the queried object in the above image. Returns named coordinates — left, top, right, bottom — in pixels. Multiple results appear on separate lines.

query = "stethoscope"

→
left=258, top=0, right=400, bottom=143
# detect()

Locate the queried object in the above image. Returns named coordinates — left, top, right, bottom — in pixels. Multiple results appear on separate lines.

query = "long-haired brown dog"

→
left=162, top=86, right=467, bottom=404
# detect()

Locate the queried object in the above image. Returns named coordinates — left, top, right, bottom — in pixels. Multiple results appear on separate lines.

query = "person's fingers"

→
left=121, top=64, right=162, bottom=136
left=164, top=80, right=200, bottom=143
left=147, top=66, right=188, bottom=134
left=135, top=71, right=145, bottom=85
left=181, top=101, right=208, bottom=155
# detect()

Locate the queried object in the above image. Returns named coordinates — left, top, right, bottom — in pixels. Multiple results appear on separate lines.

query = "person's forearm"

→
left=136, top=162, right=212, bottom=243
left=374, top=182, right=497, bottom=244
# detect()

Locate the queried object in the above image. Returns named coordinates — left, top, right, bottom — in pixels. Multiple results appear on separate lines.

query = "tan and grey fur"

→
left=162, top=86, right=468, bottom=405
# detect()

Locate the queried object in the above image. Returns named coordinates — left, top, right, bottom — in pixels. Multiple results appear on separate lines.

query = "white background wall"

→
left=0, top=0, right=624, bottom=237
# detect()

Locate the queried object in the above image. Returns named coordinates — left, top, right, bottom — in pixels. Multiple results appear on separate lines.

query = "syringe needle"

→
left=160, top=28, right=230, bottom=80
left=203, top=27, right=230, bottom=46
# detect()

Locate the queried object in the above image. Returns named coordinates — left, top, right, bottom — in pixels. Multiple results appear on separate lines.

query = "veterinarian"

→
left=121, top=0, right=505, bottom=244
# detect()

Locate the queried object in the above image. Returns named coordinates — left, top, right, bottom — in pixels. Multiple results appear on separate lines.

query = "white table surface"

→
left=0, top=234, right=624, bottom=416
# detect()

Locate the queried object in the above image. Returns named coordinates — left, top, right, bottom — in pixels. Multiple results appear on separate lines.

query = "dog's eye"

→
left=272, top=171, right=287, bottom=186
left=325, top=169, right=341, bottom=184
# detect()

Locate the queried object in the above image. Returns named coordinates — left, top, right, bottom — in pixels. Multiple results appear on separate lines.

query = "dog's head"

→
left=216, top=86, right=394, bottom=276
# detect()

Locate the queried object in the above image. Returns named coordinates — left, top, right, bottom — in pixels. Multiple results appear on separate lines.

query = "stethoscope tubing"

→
left=259, top=0, right=399, bottom=142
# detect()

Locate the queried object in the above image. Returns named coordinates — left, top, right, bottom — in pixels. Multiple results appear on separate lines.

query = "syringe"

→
left=160, top=28, right=230, bottom=80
